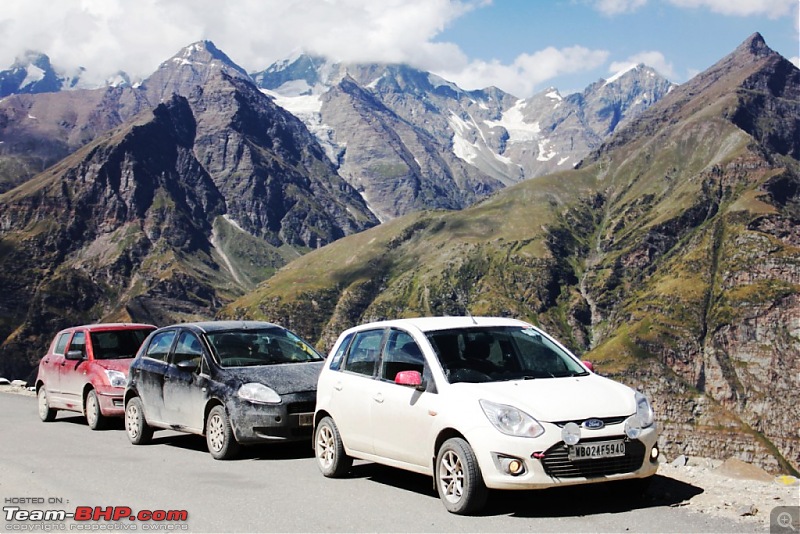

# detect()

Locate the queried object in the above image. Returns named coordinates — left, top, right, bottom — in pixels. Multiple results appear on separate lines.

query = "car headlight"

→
left=238, top=383, right=281, bottom=404
left=480, top=399, right=544, bottom=438
left=635, top=391, right=655, bottom=428
left=104, top=370, right=127, bottom=388
left=625, top=392, right=655, bottom=439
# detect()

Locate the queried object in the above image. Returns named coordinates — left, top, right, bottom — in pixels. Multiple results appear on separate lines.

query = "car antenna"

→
left=456, top=288, right=477, bottom=324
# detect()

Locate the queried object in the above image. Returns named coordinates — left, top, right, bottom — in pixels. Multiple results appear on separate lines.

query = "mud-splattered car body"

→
left=124, top=321, right=324, bottom=459
left=36, top=323, right=157, bottom=429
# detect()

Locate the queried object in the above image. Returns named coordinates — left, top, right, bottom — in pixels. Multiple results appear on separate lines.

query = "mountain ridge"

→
left=221, top=33, right=800, bottom=473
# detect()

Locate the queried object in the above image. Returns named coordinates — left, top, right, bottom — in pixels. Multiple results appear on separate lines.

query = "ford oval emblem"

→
left=582, top=418, right=605, bottom=430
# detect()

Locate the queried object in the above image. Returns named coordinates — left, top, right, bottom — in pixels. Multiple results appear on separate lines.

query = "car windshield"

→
left=425, top=326, right=588, bottom=384
left=207, top=327, right=324, bottom=367
left=90, top=329, right=154, bottom=359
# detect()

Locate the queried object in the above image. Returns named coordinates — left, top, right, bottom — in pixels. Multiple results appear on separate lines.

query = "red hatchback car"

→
left=36, top=323, right=157, bottom=429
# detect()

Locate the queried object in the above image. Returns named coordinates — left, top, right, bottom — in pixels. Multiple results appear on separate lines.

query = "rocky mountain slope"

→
left=0, top=42, right=377, bottom=381
left=222, top=33, right=799, bottom=474
left=255, top=57, right=675, bottom=219
left=0, top=38, right=674, bottom=381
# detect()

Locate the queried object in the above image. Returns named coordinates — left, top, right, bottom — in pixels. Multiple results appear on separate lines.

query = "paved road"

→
left=0, top=391, right=750, bottom=533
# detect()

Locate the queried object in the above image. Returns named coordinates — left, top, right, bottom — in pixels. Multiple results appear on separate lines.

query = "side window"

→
left=68, top=332, right=86, bottom=356
left=53, top=333, right=70, bottom=355
left=329, top=333, right=354, bottom=372
left=172, top=332, right=204, bottom=368
left=380, top=330, right=424, bottom=381
left=343, top=329, right=384, bottom=377
left=145, top=331, right=176, bottom=362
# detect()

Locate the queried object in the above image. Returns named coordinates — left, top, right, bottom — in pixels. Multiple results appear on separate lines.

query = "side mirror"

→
left=176, top=359, right=199, bottom=373
left=582, top=361, right=595, bottom=373
left=395, top=370, right=425, bottom=391
left=65, top=350, right=85, bottom=361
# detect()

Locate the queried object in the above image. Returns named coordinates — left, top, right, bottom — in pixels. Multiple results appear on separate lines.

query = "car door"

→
left=325, top=328, right=385, bottom=455
left=58, top=330, right=88, bottom=410
left=371, top=329, right=438, bottom=467
left=162, top=330, right=208, bottom=432
left=132, top=329, right=177, bottom=425
left=39, top=331, right=71, bottom=408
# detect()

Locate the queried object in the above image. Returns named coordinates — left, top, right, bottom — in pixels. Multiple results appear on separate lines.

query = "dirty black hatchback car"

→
left=124, top=321, right=324, bottom=459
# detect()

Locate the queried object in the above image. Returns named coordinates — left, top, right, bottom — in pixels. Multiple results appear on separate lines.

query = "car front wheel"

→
left=435, top=437, right=488, bottom=515
left=85, top=389, right=108, bottom=430
left=315, top=416, right=352, bottom=477
left=206, top=405, right=240, bottom=460
left=37, top=387, right=57, bottom=422
left=125, top=397, right=153, bottom=445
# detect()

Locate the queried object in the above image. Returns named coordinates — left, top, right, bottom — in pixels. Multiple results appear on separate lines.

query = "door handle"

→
left=333, top=382, right=343, bottom=391
left=373, top=393, right=384, bottom=403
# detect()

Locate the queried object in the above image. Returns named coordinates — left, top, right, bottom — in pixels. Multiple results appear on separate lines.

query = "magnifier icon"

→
left=778, top=512, right=797, bottom=531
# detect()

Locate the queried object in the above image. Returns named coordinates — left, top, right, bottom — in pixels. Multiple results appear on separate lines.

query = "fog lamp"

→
left=499, top=456, right=525, bottom=476
left=650, top=446, right=660, bottom=461
left=562, top=422, right=581, bottom=446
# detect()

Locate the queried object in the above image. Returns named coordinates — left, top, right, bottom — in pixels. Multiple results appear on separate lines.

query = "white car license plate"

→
left=298, top=413, right=313, bottom=427
left=568, top=440, right=625, bottom=460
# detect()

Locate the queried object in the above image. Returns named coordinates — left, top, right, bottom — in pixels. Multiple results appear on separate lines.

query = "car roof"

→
left=346, top=316, right=532, bottom=335
left=62, top=323, right=157, bottom=333
left=156, top=320, right=284, bottom=334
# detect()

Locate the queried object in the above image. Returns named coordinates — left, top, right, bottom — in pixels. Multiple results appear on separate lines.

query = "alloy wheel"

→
left=438, top=449, right=465, bottom=503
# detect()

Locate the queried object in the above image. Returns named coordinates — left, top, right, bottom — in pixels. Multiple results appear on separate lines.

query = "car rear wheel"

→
left=435, top=437, right=488, bottom=515
left=315, top=416, right=353, bottom=477
left=37, top=387, right=57, bottom=422
left=125, top=397, right=153, bottom=445
left=85, top=389, right=108, bottom=430
left=206, top=405, right=240, bottom=460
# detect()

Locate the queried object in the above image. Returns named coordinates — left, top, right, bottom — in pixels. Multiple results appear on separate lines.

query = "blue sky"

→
left=436, top=0, right=800, bottom=94
left=1, top=0, right=797, bottom=98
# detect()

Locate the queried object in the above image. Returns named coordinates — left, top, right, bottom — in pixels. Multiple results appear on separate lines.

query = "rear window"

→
left=91, top=329, right=154, bottom=360
left=53, top=333, right=70, bottom=356
left=145, top=331, right=177, bottom=362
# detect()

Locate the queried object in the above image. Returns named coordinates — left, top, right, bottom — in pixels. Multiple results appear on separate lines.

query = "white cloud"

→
left=0, top=0, right=481, bottom=85
left=609, top=51, right=677, bottom=80
left=666, top=0, right=796, bottom=18
left=592, top=0, right=648, bottom=16
left=0, top=0, right=613, bottom=98
left=439, top=46, right=610, bottom=96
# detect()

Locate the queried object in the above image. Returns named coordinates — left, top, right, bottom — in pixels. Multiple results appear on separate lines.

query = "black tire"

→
left=314, top=416, right=352, bottom=477
left=125, top=396, right=153, bottom=445
left=37, top=386, right=57, bottom=422
left=435, top=437, right=488, bottom=515
left=85, top=389, right=108, bottom=430
left=206, top=405, right=240, bottom=460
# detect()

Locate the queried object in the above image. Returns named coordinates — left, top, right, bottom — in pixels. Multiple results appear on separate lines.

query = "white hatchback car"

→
left=313, top=317, right=659, bottom=514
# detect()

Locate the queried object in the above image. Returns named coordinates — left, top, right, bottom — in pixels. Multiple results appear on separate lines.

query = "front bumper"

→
left=227, top=392, right=316, bottom=445
left=95, top=385, right=126, bottom=417
left=467, top=423, right=659, bottom=490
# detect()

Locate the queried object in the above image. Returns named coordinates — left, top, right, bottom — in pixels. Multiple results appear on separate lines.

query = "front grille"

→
left=540, top=438, right=645, bottom=479
left=287, top=401, right=315, bottom=415
left=553, top=416, right=628, bottom=427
